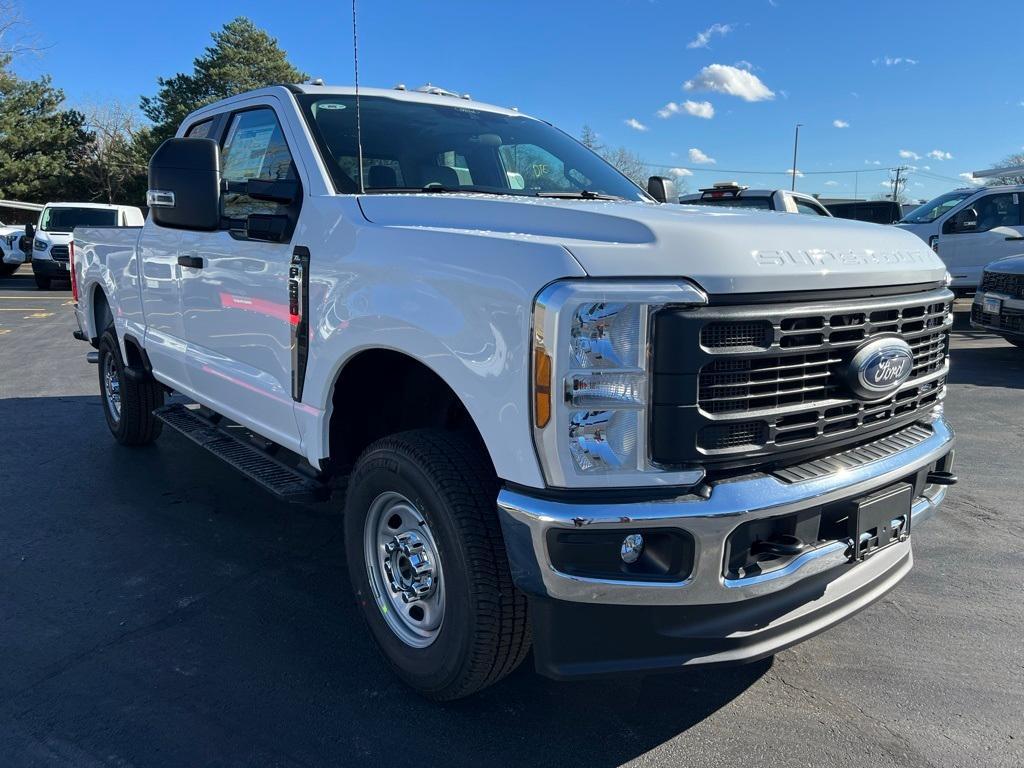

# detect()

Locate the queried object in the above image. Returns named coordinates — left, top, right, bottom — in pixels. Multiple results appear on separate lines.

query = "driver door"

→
left=940, top=192, right=1024, bottom=288
left=178, top=105, right=304, bottom=449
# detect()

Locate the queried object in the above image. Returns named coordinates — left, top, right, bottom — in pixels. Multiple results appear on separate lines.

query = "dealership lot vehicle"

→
left=29, top=202, right=144, bottom=290
left=73, top=83, right=955, bottom=700
left=971, top=255, right=1024, bottom=346
left=826, top=199, right=903, bottom=225
left=0, top=270, right=1019, bottom=767
left=0, top=221, right=25, bottom=277
left=679, top=182, right=832, bottom=215
left=899, top=186, right=1024, bottom=294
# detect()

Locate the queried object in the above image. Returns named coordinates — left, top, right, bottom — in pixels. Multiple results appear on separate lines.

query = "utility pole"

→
left=791, top=123, right=802, bottom=191
left=892, top=166, right=903, bottom=202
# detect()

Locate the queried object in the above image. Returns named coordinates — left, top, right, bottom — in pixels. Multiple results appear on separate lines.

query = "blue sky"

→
left=13, top=0, right=1024, bottom=201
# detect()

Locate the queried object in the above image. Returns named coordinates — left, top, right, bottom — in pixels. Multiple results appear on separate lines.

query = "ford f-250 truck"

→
left=71, top=83, right=957, bottom=700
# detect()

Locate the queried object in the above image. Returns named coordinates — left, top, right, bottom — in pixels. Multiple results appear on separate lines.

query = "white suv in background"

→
left=30, top=203, right=144, bottom=290
left=899, top=186, right=1024, bottom=295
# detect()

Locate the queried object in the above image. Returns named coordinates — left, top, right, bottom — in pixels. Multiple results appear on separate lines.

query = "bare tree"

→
left=0, top=0, right=43, bottom=59
left=983, top=153, right=1024, bottom=186
left=77, top=103, right=149, bottom=203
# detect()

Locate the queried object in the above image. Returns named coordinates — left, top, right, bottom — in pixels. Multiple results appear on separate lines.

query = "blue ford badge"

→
left=845, top=338, right=914, bottom=400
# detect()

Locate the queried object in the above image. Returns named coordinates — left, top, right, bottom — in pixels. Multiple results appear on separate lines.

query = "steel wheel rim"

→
left=363, top=491, right=445, bottom=648
left=103, top=353, right=121, bottom=423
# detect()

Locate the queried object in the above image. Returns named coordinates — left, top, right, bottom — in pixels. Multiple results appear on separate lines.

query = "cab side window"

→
left=972, top=193, right=1020, bottom=233
left=184, top=119, right=215, bottom=139
left=220, top=108, right=298, bottom=222
left=794, top=199, right=827, bottom=216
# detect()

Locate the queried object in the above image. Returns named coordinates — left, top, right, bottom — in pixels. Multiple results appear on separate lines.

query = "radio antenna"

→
left=352, top=0, right=365, bottom=193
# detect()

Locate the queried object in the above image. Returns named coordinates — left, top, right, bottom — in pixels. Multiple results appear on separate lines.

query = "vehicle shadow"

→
left=0, top=394, right=769, bottom=767
left=948, top=331, right=1024, bottom=389
left=0, top=267, right=70, bottom=292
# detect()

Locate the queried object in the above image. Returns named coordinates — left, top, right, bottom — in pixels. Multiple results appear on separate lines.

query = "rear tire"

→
left=0, top=262, right=17, bottom=278
left=97, top=330, right=164, bottom=445
left=34, top=275, right=50, bottom=290
left=344, top=429, right=530, bottom=700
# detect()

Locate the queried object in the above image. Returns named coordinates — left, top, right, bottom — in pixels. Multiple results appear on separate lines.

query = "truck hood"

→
left=986, top=254, right=1024, bottom=274
left=359, top=195, right=946, bottom=294
left=33, top=231, right=73, bottom=247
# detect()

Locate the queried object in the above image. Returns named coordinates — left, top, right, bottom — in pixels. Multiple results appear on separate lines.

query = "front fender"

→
left=297, top=211, right=586, bottom=489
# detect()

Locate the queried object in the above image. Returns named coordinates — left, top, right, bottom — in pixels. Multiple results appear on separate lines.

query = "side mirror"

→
left=647, top=175, right=677, bottom=204
left=148, top=138, right=221, bottom=231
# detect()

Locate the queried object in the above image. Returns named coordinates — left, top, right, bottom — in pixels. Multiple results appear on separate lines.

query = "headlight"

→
left=33, top=238, right=47, bottom=251
left=531, top=280, right=707, bottom=489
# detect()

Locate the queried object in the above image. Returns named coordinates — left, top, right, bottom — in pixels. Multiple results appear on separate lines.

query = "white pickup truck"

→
left=72, top=83, right=957, bottom=700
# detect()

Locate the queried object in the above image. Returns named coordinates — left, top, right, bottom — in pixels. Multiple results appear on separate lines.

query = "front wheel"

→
left=97, top=330, right=164, bottom=445
left=344, top=429, right=530, bottom=700
left=0, top=262, right=18, bottom=278
left=34, top=275, right=50, bottom=290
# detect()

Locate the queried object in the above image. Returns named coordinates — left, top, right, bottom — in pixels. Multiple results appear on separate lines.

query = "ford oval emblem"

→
left=845, top=338, right=914, bottom=400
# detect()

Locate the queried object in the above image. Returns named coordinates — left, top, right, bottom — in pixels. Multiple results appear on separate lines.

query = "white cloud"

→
left=733, top=60, right=754, bottom=71
left=865, top=159, right=882, bottom=166
left=880, top=180, right=895, bottom=188
left=684, top=64, right=775, bottom=102
left=689, top=147, right=716, bottom=164
left=899, top=150, right=921, bottom=160
left=824, top=180, right=840, bottom=186
left=786, top=168, right=804, bottom=178
left=666, top=168, right=693, bottom=177
left=873, top=56, right=918, bottom=66
left=923, top=165, right=931, bottom=170
left=624, top=117, right=648, bottom=132
left=833, top=119, right=849, bottom=128
left=927, top=149, right=953, bottom=160
left=687, top=23, right=733, bottom=49
left=657, top=100, right=715, bottom=119
left=959, top=172, right=983, bottom=186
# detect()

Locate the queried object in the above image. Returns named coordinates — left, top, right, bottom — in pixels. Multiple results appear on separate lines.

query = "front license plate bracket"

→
left=846, top=483, right=912, bottom=562
left=983, top=294, right=1002, bottom=315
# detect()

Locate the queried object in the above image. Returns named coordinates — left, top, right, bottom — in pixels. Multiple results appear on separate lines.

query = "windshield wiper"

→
left=534, top=190, right=624, bottom=201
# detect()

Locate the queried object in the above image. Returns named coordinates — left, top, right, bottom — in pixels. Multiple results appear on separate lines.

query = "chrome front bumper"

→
left=498, top=416, right=954, bottom=608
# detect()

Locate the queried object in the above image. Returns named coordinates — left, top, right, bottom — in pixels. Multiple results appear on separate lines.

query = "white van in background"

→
left=29, top=203, right=145, bottom=290
left=898, top=186, right=1024, bottom=295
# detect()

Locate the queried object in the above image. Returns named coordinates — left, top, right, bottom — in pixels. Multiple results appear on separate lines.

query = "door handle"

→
left=177, top=255, right=204, bottom=268
left=1004, top=236, right=1024, bottom=241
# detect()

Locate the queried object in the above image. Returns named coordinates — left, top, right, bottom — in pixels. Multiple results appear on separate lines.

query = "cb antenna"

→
left=352, top=0, right=365, bottom=193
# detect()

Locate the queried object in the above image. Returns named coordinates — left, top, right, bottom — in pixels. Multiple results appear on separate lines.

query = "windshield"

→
left=899, top=190, right=974, bottom=224
left=39, top=207, right=117, bottom=232
left=297, top=95, right=649, bottom=202
left=683, top=196, right=772, bottom=210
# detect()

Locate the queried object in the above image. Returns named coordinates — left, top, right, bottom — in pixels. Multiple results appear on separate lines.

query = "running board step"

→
left=154, top=403, right=327, bottom=503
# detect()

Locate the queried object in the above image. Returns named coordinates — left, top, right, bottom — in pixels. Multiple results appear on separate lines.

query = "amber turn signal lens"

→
left=533, top=347, right=552, bottom=428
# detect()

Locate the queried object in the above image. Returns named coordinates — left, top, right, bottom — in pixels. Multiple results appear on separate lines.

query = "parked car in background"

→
left=971, top=256, right=1024, bottom=347
left=898, top=186, right=1024, bottom=295
left=73, top=83, right=955, bottom=700
left=827, top=200, right=903, bottom=225
left=0, top=221, right=25, bottom=277
left=30, top=203, right=145, bottom=289
left=679, top=182, right=833, bottom=216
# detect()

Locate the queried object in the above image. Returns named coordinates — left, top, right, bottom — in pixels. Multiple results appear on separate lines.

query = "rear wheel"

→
left=34, top=275, right=50, bottom=290
left=97, top=330, right=164, bottom=445
left=344, top=429, right=530, bottom=700
left=0, top=262, right=17, bottom=278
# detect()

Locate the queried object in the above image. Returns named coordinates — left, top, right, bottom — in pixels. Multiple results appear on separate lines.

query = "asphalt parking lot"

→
left=0, top=265, right=1021, bottom=768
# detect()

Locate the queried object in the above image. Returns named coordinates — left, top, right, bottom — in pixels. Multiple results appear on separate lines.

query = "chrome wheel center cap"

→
left=383, top=531, right=435, bottom=603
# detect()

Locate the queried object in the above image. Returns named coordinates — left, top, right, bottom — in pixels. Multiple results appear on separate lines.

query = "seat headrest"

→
left=367, top=165, right=397, bottom=189
left=419, top=165, right=461, bottom=189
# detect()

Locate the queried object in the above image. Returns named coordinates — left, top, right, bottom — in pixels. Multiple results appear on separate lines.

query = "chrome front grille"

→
left=650, top=287, right=952, bottom=470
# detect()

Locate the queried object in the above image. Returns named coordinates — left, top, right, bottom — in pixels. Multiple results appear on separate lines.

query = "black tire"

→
left=97, top=330, right=164, bottom=445
left=1009, top=337, right=1024, bottom=349
left=0, top=262, right=17, bottom=278
left=34, top=275, right=50, bottom=290
left=344, top=429, right=530, bottom=700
